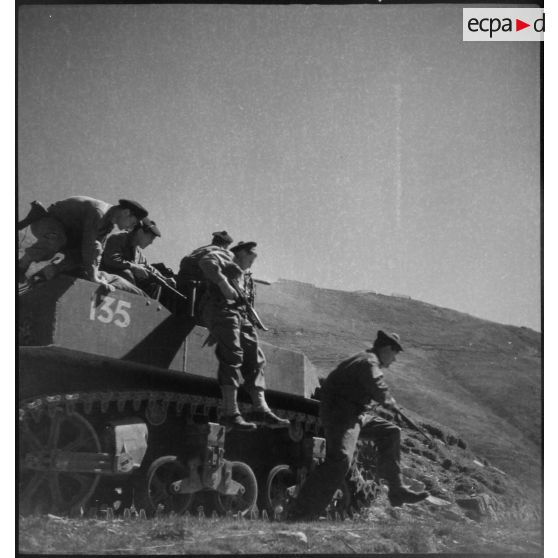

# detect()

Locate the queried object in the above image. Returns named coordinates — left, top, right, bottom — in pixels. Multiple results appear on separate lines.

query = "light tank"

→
left=18, top=275, right=378, bottom=517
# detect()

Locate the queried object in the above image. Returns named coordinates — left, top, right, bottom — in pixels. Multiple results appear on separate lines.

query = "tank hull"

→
left=18, top=276, right=376, bottom=517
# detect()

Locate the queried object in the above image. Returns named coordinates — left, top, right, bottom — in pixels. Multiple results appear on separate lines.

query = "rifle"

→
left=230, top=279, right=269, bottom=331
left=144, top=265, right=189, bottom=303
left=393, top=406, right=435, bottom=446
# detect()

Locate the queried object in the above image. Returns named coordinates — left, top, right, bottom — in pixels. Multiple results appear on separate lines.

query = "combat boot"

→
left=388, top=486, right=429, bottom=507
left=220, top=413, right=257, bottom=431
left=246, top=410, right=290, bottom=429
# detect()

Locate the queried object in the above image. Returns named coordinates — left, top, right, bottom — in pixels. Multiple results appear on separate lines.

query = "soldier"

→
left=19, top=196, right=148, bottom=291
left=288, top=330, right=429, bottom=520
left=101, top=218, right=166, bottom=296
left=177, top=230, right=234, bottom=287
left=198, top=241, right=290, bottom=431
left=176, top=231, right=234, bottom=322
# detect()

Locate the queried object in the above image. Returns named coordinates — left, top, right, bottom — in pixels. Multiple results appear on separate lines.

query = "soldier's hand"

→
left=131, top=264, right=150, bottom=281
left=383, top=397, right=398, bottom=411
left=93, top=277, right=115, bottom=293
left=218, top=279, right=238, bottom=301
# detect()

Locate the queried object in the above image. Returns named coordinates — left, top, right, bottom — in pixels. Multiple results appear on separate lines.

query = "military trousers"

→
left=295, top=398, right=402, bottom=516
left=202, top=301, right=266, bottom=390
left=19, top=216, right=67, bottom=271
left=101, top=268, right=157, bottom=298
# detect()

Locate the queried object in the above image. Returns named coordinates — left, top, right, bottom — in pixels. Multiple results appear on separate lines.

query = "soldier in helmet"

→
left=19, top=196, right=149, bottom=291
left=288, top=330, right=429, bottom=520
left=198, top=241, right=290, bottom=431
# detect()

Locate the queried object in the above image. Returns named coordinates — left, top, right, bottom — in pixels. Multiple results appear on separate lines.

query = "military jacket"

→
left=198, top=247, right=242, bottom=290
left=178, top=244, right=224, bottom=282
left=47, top=196, right=114, bottom=278
left=321, top=351, right=391, bottom=414
left=101, top=231, right=147, bottom=272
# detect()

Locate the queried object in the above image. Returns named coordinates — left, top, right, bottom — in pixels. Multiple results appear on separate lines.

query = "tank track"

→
left=19, top=390, right=321, bottom=433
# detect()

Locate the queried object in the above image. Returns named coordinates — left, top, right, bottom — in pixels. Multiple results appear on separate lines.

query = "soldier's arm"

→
left=361, top=359, right=393, bottom=406
left=80, top=208, right=106, bottom=282
left=101, top=235, right=132, bottom=271
left=198, top=256, right=238, bottom=300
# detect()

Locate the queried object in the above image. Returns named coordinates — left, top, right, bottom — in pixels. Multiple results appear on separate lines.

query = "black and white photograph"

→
left=17, top=1, right=543, bottom=554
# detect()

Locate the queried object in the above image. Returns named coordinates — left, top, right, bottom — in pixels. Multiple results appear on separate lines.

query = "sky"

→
left=17, top=3, right=541, bottom=330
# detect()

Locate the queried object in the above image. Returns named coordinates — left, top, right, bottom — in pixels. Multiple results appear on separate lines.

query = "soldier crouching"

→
left=287, top=330, right=429, bottom=519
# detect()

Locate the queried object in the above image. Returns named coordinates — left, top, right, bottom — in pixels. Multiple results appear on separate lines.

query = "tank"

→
left=18, top=275, right=378, bottom=517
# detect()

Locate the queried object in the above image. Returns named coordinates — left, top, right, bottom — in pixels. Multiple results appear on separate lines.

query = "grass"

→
left=19, top=504, right=542, bottom=555
left=257, top=279, right=542, bottom=492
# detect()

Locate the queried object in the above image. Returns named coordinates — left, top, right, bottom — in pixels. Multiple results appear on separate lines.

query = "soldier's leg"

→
left=292, top=417, right=361, bottom=518
left=19, top=217, right=67, bottom=273
left=361, top=416, right=428, bottom=506
left=360, top=416, right=402, bottom=487
left=241, top=324, right=289, bottom=428
left=203, top=307, right=256, bottom=431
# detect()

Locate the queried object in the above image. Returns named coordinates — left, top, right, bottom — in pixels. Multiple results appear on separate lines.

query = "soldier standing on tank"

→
left=101, top=218, right=168, bottom=297
left=19, top=196, right=149, bottom=292
left=288, top=330, right=429, bottom=519
left=198, top=240, right=290, bottom=431
left=176, top=231, right=234, bottom=288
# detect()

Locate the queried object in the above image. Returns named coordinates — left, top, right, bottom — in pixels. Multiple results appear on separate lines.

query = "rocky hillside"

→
left=256, top=279, right=542, bottom=499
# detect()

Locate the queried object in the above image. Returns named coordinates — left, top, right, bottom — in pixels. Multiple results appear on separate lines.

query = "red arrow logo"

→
left=516, top=19, right=530, bottom=31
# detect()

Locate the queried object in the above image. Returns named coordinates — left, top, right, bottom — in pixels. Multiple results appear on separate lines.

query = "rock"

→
left=402, top=475, right=426, bottom=492
left=473, top=459, right=485, bottom=468
left=457, top=438, right=467, bottom=449
left=442, top=458, right=453, bottom=470
left=277, top=531, right=308, bottom=545
left=455, top=494, right=495, bottom=520
left=489, top=465, right=508, bottom=476
left=426, top=495, right=452, bottom=507
left=439, top=506, right=466, bottom=521
left=446, top=434, right=458, bottom=446
left=421, top=449, right=437, bottom=461
left=401, top=466, right=415, bottom=477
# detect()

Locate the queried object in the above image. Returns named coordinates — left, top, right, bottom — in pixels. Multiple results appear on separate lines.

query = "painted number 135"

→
left=90, top=296, right=132, bottom=328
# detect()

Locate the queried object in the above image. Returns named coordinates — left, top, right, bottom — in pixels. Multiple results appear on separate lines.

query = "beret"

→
left=375, top=330, right=403, bottom=351
left=118, top=199, right=148, bottom=220
left=231, top=241, right=257, bottom=254
left=140, top=217, right=161, bottom=237
left=212, top=230, right=233, bottom=244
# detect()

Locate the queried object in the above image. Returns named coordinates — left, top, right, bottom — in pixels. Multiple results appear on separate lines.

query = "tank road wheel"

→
left=146, top=456, right=194, bottom=515
left=213, top=461, right=258, bottom=517
left=264, top=464, right=297, bottom=515
left=19, top=410, right=101, bottom=515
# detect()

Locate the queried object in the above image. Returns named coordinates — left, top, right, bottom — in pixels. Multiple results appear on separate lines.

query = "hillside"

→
left=256, top=279, right=542, bottom=496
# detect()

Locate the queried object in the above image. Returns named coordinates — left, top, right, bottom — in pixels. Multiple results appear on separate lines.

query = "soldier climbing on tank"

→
left=19, top=196, right=149, bottom=293
left=198, top=240, right=290, bottom=431
left=100, top=218, right=174, bottom=295
left=287, top=330, right=429, bottom=520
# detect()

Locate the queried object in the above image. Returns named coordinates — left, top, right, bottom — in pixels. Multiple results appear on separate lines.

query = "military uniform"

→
left=101, top=231, right=149, bottom=284
left=293, top=348, right=416, bottom=517
left=19, top=196, right=148, bottom=294
left=198, top=248, right=266, bottom=390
